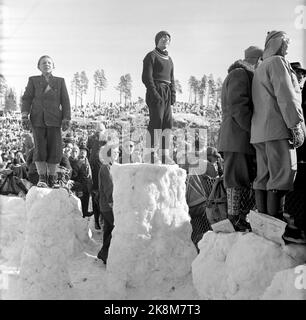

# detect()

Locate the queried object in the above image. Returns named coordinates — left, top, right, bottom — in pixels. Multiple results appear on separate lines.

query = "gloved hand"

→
left=21, top=114, right=31, bottom=131
left=61, top=119, right=70, bottom=131
left=289, top=122, right=305, bottom=148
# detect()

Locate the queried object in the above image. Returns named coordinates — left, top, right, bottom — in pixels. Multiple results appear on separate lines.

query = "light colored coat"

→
left=251, top=56, right=304, bottom=143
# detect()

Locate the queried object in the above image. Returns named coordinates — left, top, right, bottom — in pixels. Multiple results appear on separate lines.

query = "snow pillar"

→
left=106, top=163, right=197, bottom=299
left=192, top=231, right=306, bottom=300
left=17, top=187, right=83, bottom=300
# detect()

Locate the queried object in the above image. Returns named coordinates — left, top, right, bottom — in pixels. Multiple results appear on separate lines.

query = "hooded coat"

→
left=251, top=41, right=304, bottom=143
left=218, top=60, right=255, bottom=154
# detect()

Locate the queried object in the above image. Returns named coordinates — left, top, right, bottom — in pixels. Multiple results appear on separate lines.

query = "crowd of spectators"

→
left=0, top=102, right=222, bottom=257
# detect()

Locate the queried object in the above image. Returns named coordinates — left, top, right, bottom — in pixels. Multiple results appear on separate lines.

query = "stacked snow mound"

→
left=106, top=163, right=197, bottom=299
left=17, top=187, right=89, bottom=300
left=0, top=195, right=26, bottom=265
left=262, top=264, right=306, bottom=300
left=192, top=231, right=306, bottom=300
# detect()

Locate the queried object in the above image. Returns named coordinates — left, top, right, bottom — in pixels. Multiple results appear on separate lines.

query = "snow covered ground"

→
left=0, top=163, right=305, bottom=300
left=0, top=164, right=199, bottom=300
left=192, top=231, right=306, bottom=300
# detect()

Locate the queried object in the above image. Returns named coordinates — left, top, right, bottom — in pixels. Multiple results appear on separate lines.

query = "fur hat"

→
left=155, top=31, right=171, bottom=46
left=244, top=46, right=263, bottom=59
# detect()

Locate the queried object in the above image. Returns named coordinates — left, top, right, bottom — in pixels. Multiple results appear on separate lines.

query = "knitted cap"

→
left=265, top=30, right=287, bottom=47
left=155, top=31, right=171, bottom=46
left=244, top=46, right=263, bottom=59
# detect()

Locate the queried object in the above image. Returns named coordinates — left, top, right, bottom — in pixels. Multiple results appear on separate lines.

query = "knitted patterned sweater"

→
left=142, top=48, right=176, bottom=101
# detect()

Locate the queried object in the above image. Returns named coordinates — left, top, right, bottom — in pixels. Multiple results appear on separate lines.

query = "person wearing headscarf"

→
left=251, top=31, right=305, bottom=225
left=87, top=122, right=107, bottom=230
left=218, top=46, right=263, bottom=231
left=142, top=31, right=176, bottom=164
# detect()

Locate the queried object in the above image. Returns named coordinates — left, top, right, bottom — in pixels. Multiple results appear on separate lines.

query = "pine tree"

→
left=93, top=69, right=107, bottom=105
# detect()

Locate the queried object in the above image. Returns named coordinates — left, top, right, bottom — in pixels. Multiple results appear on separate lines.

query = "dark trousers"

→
left=146, top=82, right=172, bottom=149
left=98, top=209, right=114, bottom=262
left=223, top=152, right=256, bottom=188
left=189, top=203, right=211, bottom=253
left=32, top=126, right=62, bottom=163
left=285, top=163, right=306, bottom=232
left=81, top=191, right=90, bottom=217
left=92, top=190, right=101, bottom=224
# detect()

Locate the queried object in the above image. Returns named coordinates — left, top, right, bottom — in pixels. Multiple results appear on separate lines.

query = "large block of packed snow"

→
left=262, top=264, right=306, bottom=300
left=16, top=187, right=89, bottom=300
left=192, top=231, right=306, bottom=300
left=0, top=195, right=26, bottom=265
left=106, top=163, right=197, bottom=299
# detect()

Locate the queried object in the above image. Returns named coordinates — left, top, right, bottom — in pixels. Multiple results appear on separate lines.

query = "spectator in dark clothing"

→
left=142, top=30, right=176, bottom=164
left=97, top=144, right=120, bottom=264
left=87, top=122, right=107, bottom=162
left=87, top=123, right=107, bottom=230
left=218, top=46, right=263, bottom=231
left=69, top=145, right=93, bottom=218
left=284, top=62, right=306, bottom=243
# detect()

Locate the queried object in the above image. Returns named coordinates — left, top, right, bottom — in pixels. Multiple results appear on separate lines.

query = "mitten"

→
left=289, top=122, right=305, bottom=148
left=62, top=119, right=70, bottom=131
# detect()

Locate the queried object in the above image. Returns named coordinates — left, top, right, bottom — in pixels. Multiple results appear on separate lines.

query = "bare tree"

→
left=116, top=74, right=132, bottom=106
left=207, top=73, right=216, bottom=108
left=188, top=76, right=198, bottom=104
left=71, top=72, right=80, bottom=107
left=4, top=87, right=17, bottom=112
left=215, top=77, right=223, bottom=109
left=198, top=75, right=207, bottom=106
left=79, top=71, right=89, bottom=107
left=0, top=74, right=8, bottom=109
left=174, top=79, right=183, bottom=95
left=93, top=69, right=107, bottom=105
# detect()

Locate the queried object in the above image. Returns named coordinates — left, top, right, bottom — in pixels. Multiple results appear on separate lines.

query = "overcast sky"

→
left=0, top=0, right=305, bottom=103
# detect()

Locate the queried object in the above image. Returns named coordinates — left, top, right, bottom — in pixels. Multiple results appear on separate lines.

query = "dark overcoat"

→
left=22, top=74, right=71, bottom=127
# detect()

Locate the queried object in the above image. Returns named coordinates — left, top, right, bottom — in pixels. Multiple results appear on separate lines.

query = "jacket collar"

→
left=227, top=59, right=255, bottom=74
left=40, top=73, right=56, bottom=88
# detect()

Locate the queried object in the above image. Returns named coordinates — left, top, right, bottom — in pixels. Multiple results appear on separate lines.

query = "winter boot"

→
left=229, top=214, right=251, bottom=232
left=37, top=174, right=48, bottom=188
left=227, top=187, right=250, bottom=231
left=95, top=221, right=101, bottom=230
left=267, top=189, right=287, bottom=220
left=48, top=175, right=60, bottom=189
left=283, top=227, right=306, bottom=244
left=254, top=189, right=267, bottom=214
